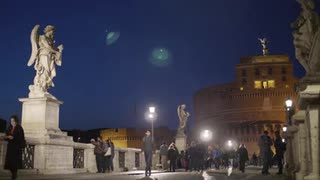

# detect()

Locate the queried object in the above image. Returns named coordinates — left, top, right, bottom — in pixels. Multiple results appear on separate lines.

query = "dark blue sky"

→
left=0, top=0, right=309, bottom=130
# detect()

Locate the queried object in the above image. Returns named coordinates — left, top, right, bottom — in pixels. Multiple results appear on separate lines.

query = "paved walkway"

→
left=0, top=167, right=287, bottom=180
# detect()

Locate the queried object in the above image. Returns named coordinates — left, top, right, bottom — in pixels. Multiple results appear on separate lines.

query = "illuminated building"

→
left=193, top=54, right=298, bottom=155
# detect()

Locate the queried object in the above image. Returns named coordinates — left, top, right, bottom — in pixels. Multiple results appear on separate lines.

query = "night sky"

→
left=0, top=0, right=310, bottom=130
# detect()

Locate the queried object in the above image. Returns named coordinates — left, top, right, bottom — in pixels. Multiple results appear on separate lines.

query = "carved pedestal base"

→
left=297, top=84, right=320, bottom=180
left=175, top=135, right=187, bottom=152
left=19, top=96, right=75, bottom=174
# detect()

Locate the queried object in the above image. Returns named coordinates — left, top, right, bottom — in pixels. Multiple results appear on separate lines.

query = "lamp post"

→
left=285, top=98, right=293, bottom=125
left=146, top=106, right=156, bottom=141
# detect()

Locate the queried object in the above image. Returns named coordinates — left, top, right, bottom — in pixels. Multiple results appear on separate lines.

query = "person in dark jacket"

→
left=167, top=143, right=178, bottom=172
left=1, top=115, right=25, bottom=180
left=252, top=153, right=258, bottom=166
left=109, top=140, right=115, bottom=171
left=159, top=142, right=168, bottom=170
left=91, top=136, right=105, bottom=173
left=274, top=131, right=286, bottom=175
left=258, top=131, right=273, bottom=175
left=142, top=130, right=154, bottom=177
left=238, top=144, right=249, bottom=173
left=104, top=139, right=114, bottom=172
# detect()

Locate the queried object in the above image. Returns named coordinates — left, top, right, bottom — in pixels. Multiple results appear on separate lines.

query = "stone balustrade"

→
left=0, top=134, right=146, bottom=174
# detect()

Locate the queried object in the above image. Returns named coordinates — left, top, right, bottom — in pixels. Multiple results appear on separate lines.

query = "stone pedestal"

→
left=175, top=135, right=187, bottom=152
left=19, top=97, right=75, bottom=174
left=19, top=97, right=65, bottom=136
left=297, top=84, right=320, bottom=180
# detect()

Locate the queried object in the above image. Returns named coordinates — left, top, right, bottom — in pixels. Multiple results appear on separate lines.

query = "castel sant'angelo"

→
left=193, top=40, right=298, bottom=155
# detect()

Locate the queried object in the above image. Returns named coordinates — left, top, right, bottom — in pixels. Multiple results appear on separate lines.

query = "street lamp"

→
left=200, top=129, right=213, bottom=142
left=285, top=98, right=293, bottom=125
left=149, top=106, right=155, bottom=113
left=285, top=98, right=293, bottom=111
left=282, top=126, right=287, bottom=133
left=146, top=106, right=157, bottom=141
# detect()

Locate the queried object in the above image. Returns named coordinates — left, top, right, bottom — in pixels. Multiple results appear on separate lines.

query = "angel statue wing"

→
left=258, top=38, right=266, bottom=44
left=27, top=25, right=40, bottom=67
left=177, top=105, right=181, bottom=120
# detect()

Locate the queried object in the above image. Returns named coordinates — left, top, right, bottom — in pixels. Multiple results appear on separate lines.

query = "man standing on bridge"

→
left=142, top=130, right=154, bottom=177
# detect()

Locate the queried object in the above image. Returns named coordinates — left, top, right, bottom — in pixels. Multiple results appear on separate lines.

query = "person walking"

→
left=167, top=143, right=178, bottom=172
left=274, top=131, right=286, bottom=175
left=252, top=152, right=258, bottom=166
left=258, top=130, right=273, bottom=175
left=109, top=139, right=115, bottom=172
left=104, top=139, right=113, bottom=172
left=159, top=142, right=168, bottom=171
left=1, top=115, right=26, bottom=180
left=238, top=144, right=249, bottom=173
left=142, top=130, right=154, bottom=177
left=91, top=136, right=105, bottom=173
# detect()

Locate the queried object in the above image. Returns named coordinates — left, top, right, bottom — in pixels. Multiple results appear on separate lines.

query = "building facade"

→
left=100, top=127, right=176, bottom=149
left=193, top=54, right=298, bottom=156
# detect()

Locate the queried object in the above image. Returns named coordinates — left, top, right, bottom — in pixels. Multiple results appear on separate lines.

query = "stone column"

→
left=292, top=110, right=308, bottom=180
left=19, top=97, right=65, bottom=137
left=285, top=127, right=295, bottom=179
left=297, top=84, right=320, bottom=180
left=304, top=105, right=320, bottom=180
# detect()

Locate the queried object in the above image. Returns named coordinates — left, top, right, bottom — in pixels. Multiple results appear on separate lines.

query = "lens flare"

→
left=105, top=31, right=120, bottom=45
left=149, top=47, right=171, bottom=67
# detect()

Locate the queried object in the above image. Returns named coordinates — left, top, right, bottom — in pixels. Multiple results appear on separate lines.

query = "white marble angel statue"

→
left=177, top=104, right=190, bottom=136
left=27, top=25, right=63, bottom=97
left=258, top=38, right=269, bottom=56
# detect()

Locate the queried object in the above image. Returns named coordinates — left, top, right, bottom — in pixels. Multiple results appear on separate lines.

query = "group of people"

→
left=142, top=129, right=286, bottom=177
left=259, top=130, right=286, bottom=175
left=91, top=136, right=115, bottom=173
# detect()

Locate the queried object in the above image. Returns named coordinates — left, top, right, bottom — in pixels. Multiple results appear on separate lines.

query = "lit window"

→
left=254, top=81, right=262, bottom=89
left=268, top=80, right=275, bottom=88
left=262, top=81, right=268, bottom=89
left=240, top=87, right=244, bottom=91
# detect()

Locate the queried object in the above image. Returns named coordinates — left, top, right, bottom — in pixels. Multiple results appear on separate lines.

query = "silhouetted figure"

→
left=167, top=143, right=178, bottom=172
left=91, top=136, right=105, bottom=173
left=142, top=130, right=154, bottom=177
left=259, top=131, right=273, bottom=175
left=2, top=115, right=25, bottom=180
left=238, top=144, right=249, bottom=173
left=252, top=153, right=258, bottom=166
left=274, top=131, right=286, bottom=175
